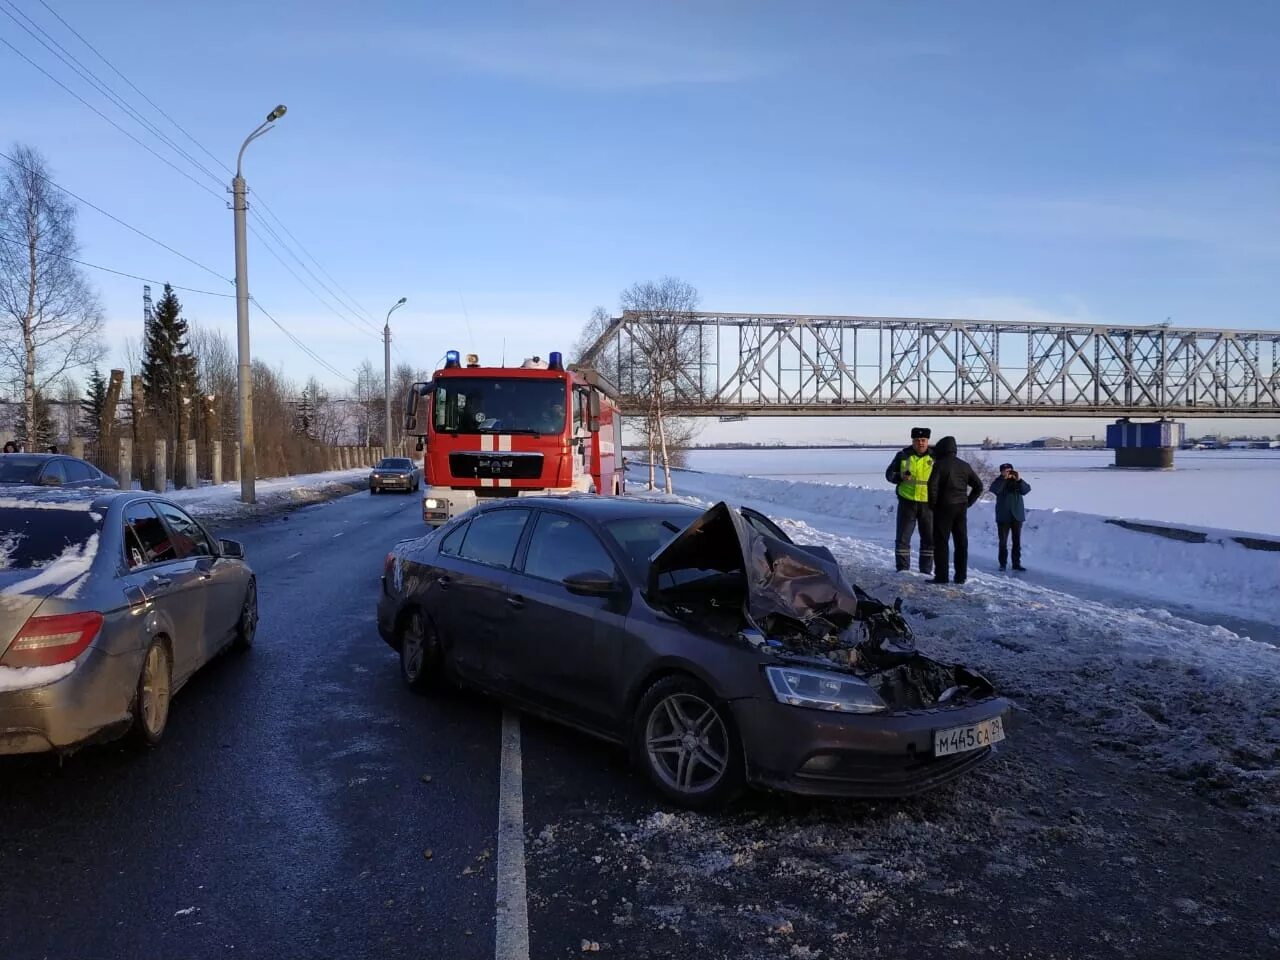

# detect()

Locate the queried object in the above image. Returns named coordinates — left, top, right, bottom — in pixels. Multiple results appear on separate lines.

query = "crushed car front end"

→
left=647, top=500, right=1010, bottom=799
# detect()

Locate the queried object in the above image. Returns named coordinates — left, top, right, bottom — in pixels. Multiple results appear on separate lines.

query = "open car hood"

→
left=649, top=501, right=995, bottom=706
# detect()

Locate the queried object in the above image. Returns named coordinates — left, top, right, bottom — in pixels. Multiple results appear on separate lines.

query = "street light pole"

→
left=232, top=103, right=287, bottom=504
left=384, top=297, right=407, bottom=455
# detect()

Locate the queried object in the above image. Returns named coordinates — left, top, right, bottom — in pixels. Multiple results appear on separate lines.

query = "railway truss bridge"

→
left=578, top=312, right=1280, bottom=419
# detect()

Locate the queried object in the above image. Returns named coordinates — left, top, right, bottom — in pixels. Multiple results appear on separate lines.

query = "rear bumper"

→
left=376, top=590, right=401, bottom=649
left=732, top=695, right=1011, bottom=798
left=0, top=647, right=143, bottom=755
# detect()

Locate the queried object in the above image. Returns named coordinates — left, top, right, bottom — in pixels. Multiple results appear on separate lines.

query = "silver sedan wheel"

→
left=644, top=692, right=729, bottom=794
left=140, top=643, right=172, bottom=738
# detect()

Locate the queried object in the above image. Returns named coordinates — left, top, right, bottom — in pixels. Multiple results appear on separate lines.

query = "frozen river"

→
left=684, top=447, right=1280, bottom=536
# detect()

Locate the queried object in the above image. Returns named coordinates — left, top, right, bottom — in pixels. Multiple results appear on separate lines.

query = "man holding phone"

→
left=884, top=426, right=934, bottom=574
left=989, top=462, right=1031, bottom=571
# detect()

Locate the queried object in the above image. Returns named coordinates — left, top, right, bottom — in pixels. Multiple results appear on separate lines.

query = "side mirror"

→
left=562, top=569, right=619, bottom=597
left=220, top=538, right=245, bottom=560
left=588, top=391, right=601, bottom=432
left=415, top=437, right=425, bottom=452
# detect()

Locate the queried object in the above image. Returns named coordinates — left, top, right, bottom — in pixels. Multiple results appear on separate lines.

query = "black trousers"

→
left=894, top=498, right=934, bottom=573
left=932, top=506, right=969, bottom=582
left=998, top=520, right=1023, bottom=567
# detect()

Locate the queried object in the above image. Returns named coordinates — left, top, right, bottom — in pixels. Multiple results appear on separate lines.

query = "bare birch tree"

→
left=619, top=277, right=703, bottom=493
left=0, top=145, right=104, bottom=446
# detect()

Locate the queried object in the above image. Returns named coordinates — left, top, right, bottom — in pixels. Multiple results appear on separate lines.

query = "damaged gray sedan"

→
left=378, top=497, right=1008, bottom=809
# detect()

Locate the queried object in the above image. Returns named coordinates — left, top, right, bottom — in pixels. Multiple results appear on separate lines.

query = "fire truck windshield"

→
left=433, top=377, right=568, bottom=435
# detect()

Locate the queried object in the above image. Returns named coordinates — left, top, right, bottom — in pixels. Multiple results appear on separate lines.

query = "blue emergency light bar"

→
left=444, top=350, right=461, bottom=368
left=549, top=351, right=564, bottom=371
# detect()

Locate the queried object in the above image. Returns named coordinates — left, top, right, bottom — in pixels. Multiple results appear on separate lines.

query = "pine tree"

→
left=140, top=284, right=199, bottom=457
left=80, top=366, right=108, bottom=441
left=14, top=390, right=56, bottom=450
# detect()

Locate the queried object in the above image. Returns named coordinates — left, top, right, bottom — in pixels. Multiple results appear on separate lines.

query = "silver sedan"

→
left=0, top=487, right=257, bottom=755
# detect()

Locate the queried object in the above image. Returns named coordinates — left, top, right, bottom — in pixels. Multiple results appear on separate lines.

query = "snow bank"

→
left=656, top=468, right=1280, bottom=624
left=166, top=469, right=369, bottom=521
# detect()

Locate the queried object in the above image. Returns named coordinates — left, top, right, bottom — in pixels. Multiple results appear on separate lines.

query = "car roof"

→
left=478, top=495, right=704, bottom=522
left=0, top=486, right=170, bottom=513
left=1, top=453, right=101, bottom=468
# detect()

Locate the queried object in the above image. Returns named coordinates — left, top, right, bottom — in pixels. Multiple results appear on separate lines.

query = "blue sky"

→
left=2, top=0, right=1277, bottom=441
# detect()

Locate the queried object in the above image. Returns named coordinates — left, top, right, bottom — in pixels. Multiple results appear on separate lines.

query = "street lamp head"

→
left=267, top=104, right=287, bottom=122
left=396, top=297, right=407, bottom=305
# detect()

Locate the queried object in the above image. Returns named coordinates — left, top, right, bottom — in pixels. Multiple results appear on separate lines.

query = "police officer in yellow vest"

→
left=884, top=426, right=934, bottom=574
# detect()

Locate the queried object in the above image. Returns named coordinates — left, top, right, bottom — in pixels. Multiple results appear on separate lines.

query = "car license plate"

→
left=934, top=716, right=1006, bottom=757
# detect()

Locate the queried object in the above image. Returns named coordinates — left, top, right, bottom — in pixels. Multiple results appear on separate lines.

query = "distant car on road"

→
left=369, top=457, right=420, bottom=495
left=378, top=496, right=1009, bottom=808
left=0, top=488, right=256, bottom=755
left=0, top=453, right=117, bottom=489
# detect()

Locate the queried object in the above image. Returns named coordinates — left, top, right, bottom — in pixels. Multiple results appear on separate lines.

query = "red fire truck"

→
left=404, top=350, right=623, bottom=524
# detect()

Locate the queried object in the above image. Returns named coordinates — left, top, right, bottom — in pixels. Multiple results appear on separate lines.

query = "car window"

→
left=740, top=508, right=791, bottom=543
left=522, top=512, right=617, bottom=584
left=0, top=507, right=101, bottom=569
left=602, top=513, right=698, bottom=578
left=378, top=458, right=412, bottom=469
left=62, top=459, right=94, bottom=483
left=154, top=502, right=215, bottom=558
left=123, top=501, right=177, bottom=569
left=438, top=519, right=468, bottom=557
left=458, top=509, right=530, bottom=569
left=40, top=460, right=68, bottom=486
left=0, top=457, right=43, bottom=483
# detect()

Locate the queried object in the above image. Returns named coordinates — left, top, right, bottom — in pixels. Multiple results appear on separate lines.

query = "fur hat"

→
left=999, top=462, right=1014, bottom=471
left=910, top=427, right=931, bottom=440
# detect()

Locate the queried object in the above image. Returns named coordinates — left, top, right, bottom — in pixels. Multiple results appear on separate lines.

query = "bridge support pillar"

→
left=1106, top=418, right=1182, bottom=469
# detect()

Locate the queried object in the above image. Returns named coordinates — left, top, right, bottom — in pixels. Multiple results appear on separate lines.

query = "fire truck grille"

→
left=448, top=451, right=545, bottom=481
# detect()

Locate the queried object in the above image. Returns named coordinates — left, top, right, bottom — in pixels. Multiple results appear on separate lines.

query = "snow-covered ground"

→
left=166, top=469, right=370, bottom=521
left=687, top=447, right=1280, bottom=536
left=670, top=457, right=1280, bottom=625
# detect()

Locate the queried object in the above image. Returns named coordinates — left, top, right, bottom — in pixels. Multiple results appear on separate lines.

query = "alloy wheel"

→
left=140, top=644, right=171, bottom=737
left=644, top=692, right=729, bottom=794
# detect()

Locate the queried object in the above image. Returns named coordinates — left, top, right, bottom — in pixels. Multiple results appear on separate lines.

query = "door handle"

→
left=506, top=595, right=525, bottom=609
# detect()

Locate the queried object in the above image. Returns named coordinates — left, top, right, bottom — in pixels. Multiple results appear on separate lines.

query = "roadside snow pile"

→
left=166, top=469, right=369, bottom=522
left=656, top=467, right=1280, bottom=624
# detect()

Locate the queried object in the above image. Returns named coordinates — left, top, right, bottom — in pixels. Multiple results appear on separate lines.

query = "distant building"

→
left=1028, top=436, right=1067, bottom=449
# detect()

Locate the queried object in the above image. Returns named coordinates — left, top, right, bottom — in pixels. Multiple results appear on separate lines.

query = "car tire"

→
left=632, top=675, right=744, bottom=810
left=130, top=638, right=173, bottom=747
left=399, top=609, right=442, bottom=694
left=232, top=579, right=258, bottom=653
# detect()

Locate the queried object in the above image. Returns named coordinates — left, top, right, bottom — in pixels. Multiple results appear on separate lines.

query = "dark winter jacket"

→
left=926, top=436, right=983, bottom=511
left=989, top=476, right=1031, bottom=523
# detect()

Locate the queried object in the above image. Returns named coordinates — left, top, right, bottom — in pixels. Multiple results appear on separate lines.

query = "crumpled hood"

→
left=650, top=501, right=861, bottom=638
left=649, top=501, right=996, bottom=705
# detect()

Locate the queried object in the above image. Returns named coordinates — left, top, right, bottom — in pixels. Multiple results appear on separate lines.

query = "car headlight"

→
left=424, top=498, right=441, bottom=509
left=765, top=665, right=887, bottom=714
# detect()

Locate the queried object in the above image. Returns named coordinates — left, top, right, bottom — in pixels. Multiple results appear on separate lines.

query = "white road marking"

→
left=287, top=551, right=301, bottom=560
left=332, top=532, right=344, bottom=538
left=495, top=709, right=530, bottom=960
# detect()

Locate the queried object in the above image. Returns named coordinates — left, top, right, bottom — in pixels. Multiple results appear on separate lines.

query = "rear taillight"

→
left=0, top=612, right=104, bottom=668
left=383, top=554, right=396, bottom=578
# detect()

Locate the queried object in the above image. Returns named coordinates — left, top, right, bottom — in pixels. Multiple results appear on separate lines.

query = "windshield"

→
left=602, top=512, right=701, bottom=579
left=377, top=458, right=412, bottom=469
left=0, top=506, right=102, bottom=570
left=0, top=457, right=43, bottom=484
left=433, top=376, right=567, bottom=435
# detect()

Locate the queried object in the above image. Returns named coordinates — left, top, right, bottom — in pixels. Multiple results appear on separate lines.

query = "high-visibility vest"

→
left=896, top=452, right=933, bottom=502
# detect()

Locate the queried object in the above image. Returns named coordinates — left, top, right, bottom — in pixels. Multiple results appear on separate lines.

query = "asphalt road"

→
left=2, top=490, right=1277, bottom=960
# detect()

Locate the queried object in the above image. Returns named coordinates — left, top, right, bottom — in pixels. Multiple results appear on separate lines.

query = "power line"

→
left=250, top=297, right=357, bottom=386
left=249, top=210, right=381, bottom=337
left=0, top=233, right=235, bottom=297
left=1, top=1, right=223, bottom=187
left=0, top=34, right=224, bottom=202
left=0, top=148, right=231, bottom=285
left=33, top=0, right=234, bottom=179
left=247, top=220, right=382, bottom=343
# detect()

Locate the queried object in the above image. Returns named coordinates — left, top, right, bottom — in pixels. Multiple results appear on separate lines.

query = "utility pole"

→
left=232, top=104, right=287, bottom=503
left=384, top=297, right=407, bottom=456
